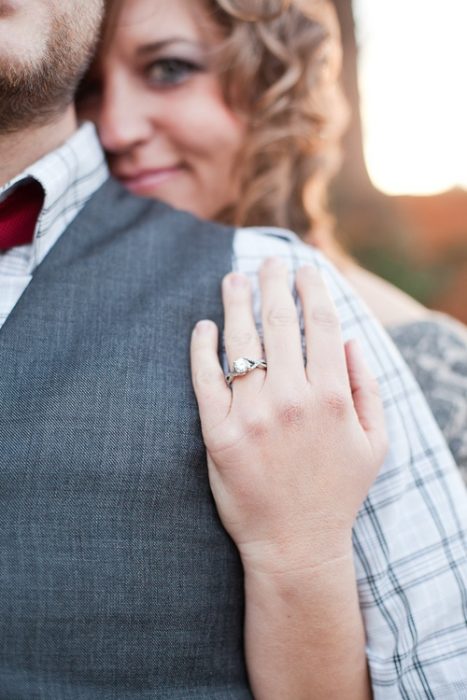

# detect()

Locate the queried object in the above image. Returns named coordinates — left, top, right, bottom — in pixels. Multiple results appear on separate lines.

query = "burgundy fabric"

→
left=0, top=179, right=45, bottom=250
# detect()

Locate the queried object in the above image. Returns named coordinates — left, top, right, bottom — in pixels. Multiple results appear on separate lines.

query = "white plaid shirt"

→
left=0, top=122, right=108, bottom=329
left=235, top=229, right=467, bottom=698
left=1, top=124, right=466, bottom=698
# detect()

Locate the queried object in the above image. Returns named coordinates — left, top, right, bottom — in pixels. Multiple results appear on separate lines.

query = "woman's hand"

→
left=190, top=257, right=387, bottom=575
left=191, top=257, right=387, bottom=699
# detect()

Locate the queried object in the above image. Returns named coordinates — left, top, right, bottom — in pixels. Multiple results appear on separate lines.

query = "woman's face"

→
left=79, top=0, right=246, bottom=220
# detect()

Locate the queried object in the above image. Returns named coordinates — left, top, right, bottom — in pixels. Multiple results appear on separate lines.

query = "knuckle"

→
left=224, top=329, right=256, bottom=349
left=310, top=306, right=339, bottom=331
left=223, top=422, right=244, bottom=447
left=276, top=398, right=306, bottom=428
left=266, top=305, right=298, bottom=328
left=194, top=367, right=224, bottom=389
left=241, top=412, right=270, bottom=441
left=208, top=423, right=243, bottom=456
left=320, top=388, right=349, bottom=419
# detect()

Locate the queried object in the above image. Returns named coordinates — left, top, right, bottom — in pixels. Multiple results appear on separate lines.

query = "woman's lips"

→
left=118, top=167, right=184, bottom=194
left=0, top=1, right=23, bottom=17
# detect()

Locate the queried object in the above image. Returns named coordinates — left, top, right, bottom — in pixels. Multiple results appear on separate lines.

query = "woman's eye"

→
left=146, top=58, right=202, bottom=87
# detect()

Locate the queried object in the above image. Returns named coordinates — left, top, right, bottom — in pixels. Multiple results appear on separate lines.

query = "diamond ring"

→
left=225, top=357, right=267, bottom=385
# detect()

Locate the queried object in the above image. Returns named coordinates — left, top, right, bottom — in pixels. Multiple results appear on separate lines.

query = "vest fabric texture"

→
left=0, top=179, right=252, bottom=699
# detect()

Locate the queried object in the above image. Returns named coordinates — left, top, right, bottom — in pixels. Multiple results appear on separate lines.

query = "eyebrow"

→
left=136, top=38, right=204, bottom=57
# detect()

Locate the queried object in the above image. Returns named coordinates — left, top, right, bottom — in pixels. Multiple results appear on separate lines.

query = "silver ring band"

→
left=225, top=357, right=267, bottom=385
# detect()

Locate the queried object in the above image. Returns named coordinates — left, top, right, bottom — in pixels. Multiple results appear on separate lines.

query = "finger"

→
left=222, top=272, right=265, bottom=395
left=259, top=257, right=305, bottom=384
left=296, top=265, right=349, bottom=388
left=191, top=320, right=231, bottom=432
left=345, top=340, right=388, bottom=461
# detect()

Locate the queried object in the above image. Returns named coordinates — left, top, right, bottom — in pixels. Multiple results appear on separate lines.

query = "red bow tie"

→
left=0, top=179, right=45, bottom=251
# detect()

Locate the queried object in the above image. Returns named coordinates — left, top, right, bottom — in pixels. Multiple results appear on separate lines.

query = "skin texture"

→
left=191, top=259, right=387, bottom=698
left=79, top=0, right=246, bottom=220
left=0, top=0, right=103, bottom=184
left=0, top=0, right=103, bottom=134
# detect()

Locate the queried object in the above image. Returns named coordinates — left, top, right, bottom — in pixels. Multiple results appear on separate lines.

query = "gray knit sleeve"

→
left=388, top=316, right=467, bottom=485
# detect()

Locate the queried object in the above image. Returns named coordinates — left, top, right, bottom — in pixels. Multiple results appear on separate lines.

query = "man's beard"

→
left=0, top=6, right=103, bottom=134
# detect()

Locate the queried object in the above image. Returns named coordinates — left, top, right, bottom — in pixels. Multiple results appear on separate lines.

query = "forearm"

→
left=243, top=544, right=371, bottom=700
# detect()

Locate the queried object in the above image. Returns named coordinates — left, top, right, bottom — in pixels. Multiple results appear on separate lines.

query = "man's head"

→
left=0, top=0, right=104, bottom=134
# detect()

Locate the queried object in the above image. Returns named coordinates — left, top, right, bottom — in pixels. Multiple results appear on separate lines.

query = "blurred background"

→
left=330, top=0, right=467, bottom=323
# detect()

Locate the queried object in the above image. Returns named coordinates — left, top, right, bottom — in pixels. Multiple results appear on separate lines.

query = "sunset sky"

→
left=353, top=0, right=467, bottom=196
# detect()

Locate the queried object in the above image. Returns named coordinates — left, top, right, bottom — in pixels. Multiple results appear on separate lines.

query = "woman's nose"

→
left=97, top=78, right=153, bottom=154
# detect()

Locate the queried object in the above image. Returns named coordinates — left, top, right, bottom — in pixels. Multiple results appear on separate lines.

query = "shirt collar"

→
left=0, top=122, right=108, bottom=270
left=0, top=121, right=107, bottom=206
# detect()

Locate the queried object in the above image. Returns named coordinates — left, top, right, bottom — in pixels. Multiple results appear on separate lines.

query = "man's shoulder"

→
left=87, top=177, right=221, bottom=226
left=234, top=226, right=370, bottom=331
left=84, top=185, right=317, bottom=262
left=79, top=176, right=236, bottom=250
left=235, top=225, right=313, bottom=258
left=234, top=225, right=340, bottom=279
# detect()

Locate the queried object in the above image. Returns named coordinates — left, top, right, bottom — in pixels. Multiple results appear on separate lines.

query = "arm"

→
left=242, top=547, right=370, bottom=700
left=191, top=260, right=387, bottom=698
left=245, top=230, right=467, bottom=698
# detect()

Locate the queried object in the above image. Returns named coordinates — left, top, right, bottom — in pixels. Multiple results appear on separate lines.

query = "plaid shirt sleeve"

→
left=233, top=227, right=467, bottom=699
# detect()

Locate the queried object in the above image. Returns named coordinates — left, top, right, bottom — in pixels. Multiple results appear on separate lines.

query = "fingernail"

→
left=228, top=273, right=248, bottom=288
left=263, top=256, right=285, bottom=270
left=195, top=320, right=214, bottom=335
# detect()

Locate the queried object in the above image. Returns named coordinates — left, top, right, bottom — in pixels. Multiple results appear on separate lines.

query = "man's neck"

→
left=0, top=107, right=78, bottom=188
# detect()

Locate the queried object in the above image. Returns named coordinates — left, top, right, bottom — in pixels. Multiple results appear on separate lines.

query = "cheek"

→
left=216, top=111, right=245, bottom=154
left=187, top=104, right=245, bottom=164
left=173, top=81, right=246, bottom=157
left=1, top=9, right=49, bottom=64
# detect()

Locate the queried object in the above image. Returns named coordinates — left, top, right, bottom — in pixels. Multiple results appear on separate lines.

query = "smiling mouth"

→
left=118, top=167, right=184, bottom=194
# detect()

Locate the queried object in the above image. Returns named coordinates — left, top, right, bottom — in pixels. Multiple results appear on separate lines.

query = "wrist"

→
left=242, top=545, right=360, bottom=627
left=239, top=530, right=354, bottom=580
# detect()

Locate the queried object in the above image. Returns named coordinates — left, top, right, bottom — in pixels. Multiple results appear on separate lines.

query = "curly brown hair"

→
left=99, top=0, right=348, bottom=248
left=201, top=0, right=349, bottom=247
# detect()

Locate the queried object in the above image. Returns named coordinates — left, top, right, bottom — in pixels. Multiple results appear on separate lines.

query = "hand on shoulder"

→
left=191, top=258, right=388, bottom=576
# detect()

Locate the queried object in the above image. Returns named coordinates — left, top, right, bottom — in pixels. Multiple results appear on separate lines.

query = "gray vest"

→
left=0, top=179, right=252, bottom=699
